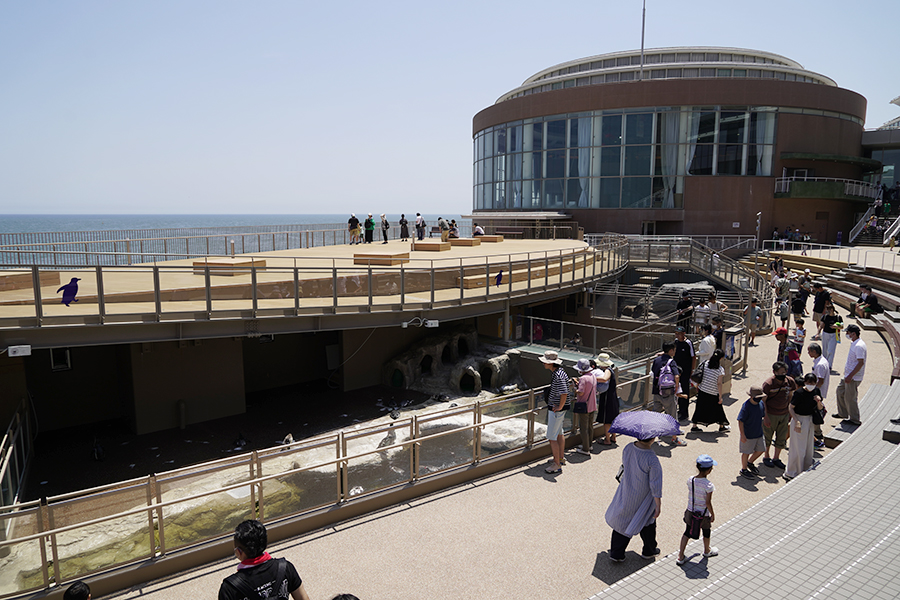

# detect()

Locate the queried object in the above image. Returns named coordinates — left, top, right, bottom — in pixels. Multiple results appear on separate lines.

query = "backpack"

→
left=224, top=558, right=289, bottom=600
left=659, top=359, right=677, bottom=396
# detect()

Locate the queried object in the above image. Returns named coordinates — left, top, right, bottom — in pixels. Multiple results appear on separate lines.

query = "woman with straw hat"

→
left=593, top=353, right=617, bottom=445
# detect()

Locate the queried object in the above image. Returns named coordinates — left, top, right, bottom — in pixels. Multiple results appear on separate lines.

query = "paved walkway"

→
left=105, top=315, right=894, bottom=600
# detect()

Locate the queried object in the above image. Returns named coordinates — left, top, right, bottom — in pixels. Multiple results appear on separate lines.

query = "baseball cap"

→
left=773, top=327, right=789, bottom=336
left=697, top=454, right=718, bottom=468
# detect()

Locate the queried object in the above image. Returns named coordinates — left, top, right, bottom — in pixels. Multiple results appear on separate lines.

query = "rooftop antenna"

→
left=639, top=0, right=646, bottom=80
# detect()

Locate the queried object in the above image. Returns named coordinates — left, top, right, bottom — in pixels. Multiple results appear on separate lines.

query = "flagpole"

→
left=639, top=0, right=646, bottom=81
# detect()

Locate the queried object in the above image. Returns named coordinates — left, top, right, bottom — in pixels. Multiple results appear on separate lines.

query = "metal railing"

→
left=0, top=399, right=35, bottom=508
left=848, top=205, right=877, bottom=245
left=585, top=234, right=756, bottom=252
left=761, top=239, right=900, bottom=272
left=0, top=242, right=629, bottom=330
left=774, top=176, right=880, bottom=199
left=0, top=376, right=652, bottom=598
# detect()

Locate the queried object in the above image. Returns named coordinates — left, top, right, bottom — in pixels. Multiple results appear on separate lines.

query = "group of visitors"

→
left=348, top=214, right=466, bottom=244
left=539, top=350, right=619, bottom=473
left=674, top=290, right=727, bottom=337
left=771, top=225, right=811, bottom=243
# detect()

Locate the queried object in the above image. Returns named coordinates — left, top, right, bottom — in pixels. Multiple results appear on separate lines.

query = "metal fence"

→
left=0, top=400, right=34, bottom=508
left=0, top=242, right=629, bottom=331
left=0, top=378, right=653, bottom=598
left=774, top=176, right=880, bottom=199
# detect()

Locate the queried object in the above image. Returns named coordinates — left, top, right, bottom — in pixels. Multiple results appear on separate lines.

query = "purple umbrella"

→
left=608, top=410, right=681, bottom=439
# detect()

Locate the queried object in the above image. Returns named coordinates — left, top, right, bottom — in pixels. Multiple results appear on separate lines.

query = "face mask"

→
left=775, top=374, right=786, bottom=381
left=804, top=384, right=815, bottom=392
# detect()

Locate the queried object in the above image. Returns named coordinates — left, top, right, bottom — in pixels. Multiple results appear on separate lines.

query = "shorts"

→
left=546, top=408, right=567, bottom=440
left=740, top=436, right=765, bottom=454
left=749, top=324, right=758, bottom=334
left=813, top=311, right=823, bottom=323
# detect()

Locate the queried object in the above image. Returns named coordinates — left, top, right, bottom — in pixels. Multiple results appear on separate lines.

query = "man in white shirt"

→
left=808, top=342, right=830, bottom=447
left=834, top=324, right=865, bottom=426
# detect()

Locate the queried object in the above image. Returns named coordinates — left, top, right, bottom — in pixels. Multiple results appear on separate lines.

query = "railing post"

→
left=95, top=266, right=105, bottom=324
left=485, top=257, right=490, bottom=299
left=473, top=401, right=481, bottom=464
left=459, top=260, right=464, bottom=305
left=251, top=266, right=258, bottom=317
left=412, top=416, right=420, bottom=481
left=152, top=265, right=162, bottom=321
left=31, top=266, right=43, bottom=325
left=545, top=253, right=549, bottom=288
left=400, top=263, right=405, bottom=309
left=339, top=431, right=347, bottom=502
left=508, top=257, right=512, bottom=296
left=367, top=266, right=373, bottom=310
left=332, top=263, right=338, bottom=312
left=430, top=264, right=435, bottom=307
left=526, top=389, right=535, bottom=447
left=204, top=263, right=212, bottom=319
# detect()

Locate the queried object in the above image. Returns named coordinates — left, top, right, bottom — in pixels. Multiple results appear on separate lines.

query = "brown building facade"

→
left=471, top=47, right=878, bottom=243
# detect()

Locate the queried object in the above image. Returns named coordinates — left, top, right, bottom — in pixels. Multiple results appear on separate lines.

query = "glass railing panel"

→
left=616, top=372, right=651, bottom=410
left=98, top=266, right=156, bottom=317
left=40, top=269, right=99, bottom=319
left=53, top=509, right=154, bottom=582
left=344, top=423, right=412, bottom=496
left=156, top=265, right=207, bottom=314
left=478, top=399, right=533, bottom=458
left=0, top=267, right=38, bottom=324
left=257, top=437, right=339, bottom=519
left=158, top=486, right=253, bottom=551
left=416, top=412, right=476, bottom=477
left=0, top=515, right=46, bottom=597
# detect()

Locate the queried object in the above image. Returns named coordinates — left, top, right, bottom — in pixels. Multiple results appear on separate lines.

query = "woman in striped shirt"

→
left=691, top=349, right=729, bottom=433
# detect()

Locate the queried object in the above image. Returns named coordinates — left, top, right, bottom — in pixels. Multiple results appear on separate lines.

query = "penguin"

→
left=495, top=270, right=503, bottom=287
left=281, top=433, right=294, bottom=445
left=57, top=277, right=81, bottom=306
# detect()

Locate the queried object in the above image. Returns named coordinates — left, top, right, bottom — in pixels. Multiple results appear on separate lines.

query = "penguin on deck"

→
left=495, top=270, right=503, bottom=288
left=57, top=277, right=81, bottom=306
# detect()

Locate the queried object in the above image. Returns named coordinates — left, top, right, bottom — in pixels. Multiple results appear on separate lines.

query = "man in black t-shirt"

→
left=219, top=520, right=310, bottom=600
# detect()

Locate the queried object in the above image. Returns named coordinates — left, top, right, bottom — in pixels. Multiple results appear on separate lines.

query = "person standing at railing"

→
left=364, top=213, right=375, bottom=244
left=592, top=354, right=616, bottom=445
left=399, top=214, right=409, bottom=242
left=380, top=214, right=390, bottom=244
left=348, top=213, right=360, bottom=245
left=572, top=358, right=598, bottom=456
left=676, top=291, right=693, bottom=331
left=540, top=350, right=569, bottom=474
left=415, top=212, right=425, bottom=241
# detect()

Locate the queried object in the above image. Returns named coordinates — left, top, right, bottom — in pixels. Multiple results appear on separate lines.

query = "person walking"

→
left=810, top=282, right=831, bottom=340
left=808, top=343, right=830, bottom=447
left=605, top=436, right=663, bottom=562
left=743, top=298, right=761, bottom=345
left=785, top=373, right=824, bottom=480
left=572, top=358, right=597, bottom=456
left=650, top=341, right=687, bottom=446
left=820, top=303, right=842, bottom=369
left=834, top=324, right=866, bottom=426
left=676, top=454, right=718, bottom=565
left=364, top=213, right=375, bottom=244
left=540, top=350, right=569, bottom=473
left=737, top=386, right=766, bottom=479
left=673, top=327, right=696, bottom=421
left=696, top=323, right=716, bottom=365
left=690, top=349, right=729, bottom=433
left=399, top=214, right=409, bottom=242
left=348, top=213, right=360, bottom=245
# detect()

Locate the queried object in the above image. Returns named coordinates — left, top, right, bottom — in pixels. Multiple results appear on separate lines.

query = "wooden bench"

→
left=449, top=237, right=481, bottom=247
left=192, top=257, right=266, bottom=276
left=353, top=252, right=410, bottom=266
left=412, top=240, right=451, bottom=252
left=495, top=228, right=524, bottom=238
left=429, top=226, right=441, bottom=238
left=477, top=235, right=504, bottom=243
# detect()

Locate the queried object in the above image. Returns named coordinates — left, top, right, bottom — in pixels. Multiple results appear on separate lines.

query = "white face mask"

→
left=804, top=384, right=816, bottom=392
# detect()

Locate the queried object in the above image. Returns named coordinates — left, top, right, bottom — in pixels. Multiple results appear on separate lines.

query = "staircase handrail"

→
left=882, top=215, right=900, bottom=246
left=848, top=204, right=877, bottom=245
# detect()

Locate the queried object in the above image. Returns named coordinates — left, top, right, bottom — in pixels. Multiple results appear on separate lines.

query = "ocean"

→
left=0, top=214, right=470, bottom=235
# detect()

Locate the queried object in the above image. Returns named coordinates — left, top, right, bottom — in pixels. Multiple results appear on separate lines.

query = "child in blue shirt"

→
left=738, top=386, right=767, bottom=479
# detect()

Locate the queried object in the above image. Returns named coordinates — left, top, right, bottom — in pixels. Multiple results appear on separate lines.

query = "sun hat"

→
left=539, top=350, right=562, bottom=365
left=595, top=353, right=614, bottom=367
left=575, top=358, right=592, bottom=372
left=697, top=454, right=718, bottom=468
left=748, top=385, right=766, bottom=400
left=773, top=327, right=789, bottom=336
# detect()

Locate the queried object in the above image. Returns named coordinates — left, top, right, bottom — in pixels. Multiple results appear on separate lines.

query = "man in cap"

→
left=737, top=386, right=766, bottom=479
left=347, top=213, right=360, bottom=245
left=676, top=291, right=694, bottom=331
left=541, top=350, right=569, bottom=473
left=761, top=361, right=796, bottom=469
left=834, top=324, right=865, bottom=426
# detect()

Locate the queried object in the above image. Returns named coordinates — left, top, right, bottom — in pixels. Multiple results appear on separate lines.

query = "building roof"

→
left=495, top=47, right=836, bottom=104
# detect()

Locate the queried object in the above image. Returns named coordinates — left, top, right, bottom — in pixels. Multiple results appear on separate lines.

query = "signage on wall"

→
left=732, top=222, right=740, bottom=228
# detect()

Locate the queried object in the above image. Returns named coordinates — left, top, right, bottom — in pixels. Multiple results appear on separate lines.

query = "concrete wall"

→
left=242, top=331, right=339, bottom=394
left=23, top=345, right=131, bottom=432
left=129, top=338, right=245, bottom=434
left=0, top=355, right=29, bottom=427
left=341, top=326, right=440, bottom=392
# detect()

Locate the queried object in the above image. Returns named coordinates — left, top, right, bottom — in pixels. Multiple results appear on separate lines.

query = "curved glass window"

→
left=474, top=105, right=789, bottom=210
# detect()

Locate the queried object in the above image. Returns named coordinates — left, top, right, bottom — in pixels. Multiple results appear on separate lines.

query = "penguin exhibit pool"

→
left=0, top=332, right=567, bottom=595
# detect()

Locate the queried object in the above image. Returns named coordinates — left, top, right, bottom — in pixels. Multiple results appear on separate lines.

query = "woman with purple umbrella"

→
left=605, top=411, right=679, bottom=562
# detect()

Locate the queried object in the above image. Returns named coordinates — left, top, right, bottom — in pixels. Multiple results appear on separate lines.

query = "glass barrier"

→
left=0, top=268, right=38, bottom=325
left=343, top=423, right=412, bottom=497
left=255, top=266, right=296, bottom=312
left=53, top=509, right=154, bottom=582
left=0, top=532, right=46, bottom=596
left=478, top=398, right=534, bottom=458
left=416, top=411, right=477, bottom=477
left=41, top=269, right=98, bottom=319
left=257, top=437, right=340, bottom=520
left=100, top=267, right=156, bottom=317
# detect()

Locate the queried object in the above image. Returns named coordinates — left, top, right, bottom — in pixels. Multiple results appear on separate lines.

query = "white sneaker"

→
left=575, top=448, right=591, bottom=456
left=703, top=547, right=719, bottom=557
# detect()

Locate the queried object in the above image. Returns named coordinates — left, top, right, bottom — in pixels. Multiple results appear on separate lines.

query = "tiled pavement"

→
left=588, top=381, right=900, bottom=600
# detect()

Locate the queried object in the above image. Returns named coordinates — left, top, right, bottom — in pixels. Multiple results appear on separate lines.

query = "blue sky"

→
left=0, top=0, right=897, bottom=215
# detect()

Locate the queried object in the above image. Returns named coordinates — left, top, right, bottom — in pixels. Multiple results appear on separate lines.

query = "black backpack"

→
left=224, top=558, right=288, bottom=599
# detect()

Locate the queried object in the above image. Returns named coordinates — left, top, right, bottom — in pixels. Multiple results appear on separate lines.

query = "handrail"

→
left=881, top=215, right=900, bottom=246
left=0, top=398, right=34, bottom=507
left=774, top=176, right=880, bottom=200
left=0, top=373, right=656, bottom=597
left=848, top=204, right=877, bottom=244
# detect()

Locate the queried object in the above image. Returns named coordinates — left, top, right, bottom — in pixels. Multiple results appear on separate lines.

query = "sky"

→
left=0, top=0, right=897, bottom=216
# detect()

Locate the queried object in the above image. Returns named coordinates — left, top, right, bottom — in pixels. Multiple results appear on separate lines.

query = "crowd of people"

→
left=346, top=214, right=476, bottom=245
